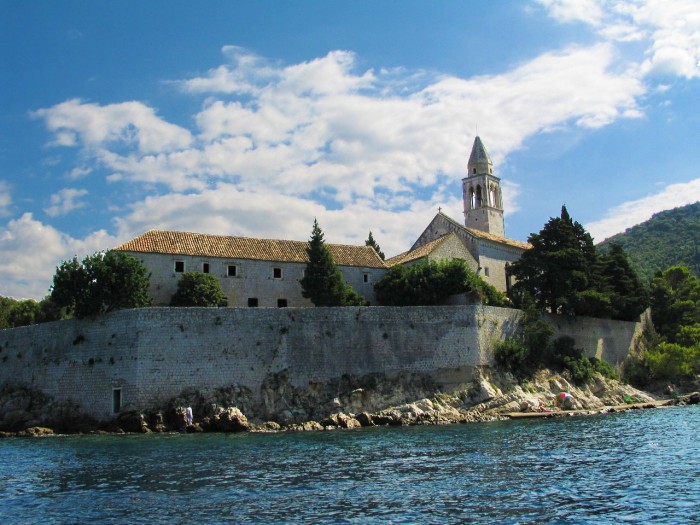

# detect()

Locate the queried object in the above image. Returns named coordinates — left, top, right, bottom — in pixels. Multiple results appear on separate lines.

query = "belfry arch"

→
left=461, top=136, right=505, bottom=237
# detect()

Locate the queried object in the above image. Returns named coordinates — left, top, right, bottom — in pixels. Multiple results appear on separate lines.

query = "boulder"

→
left=16, top=426, right=54, bottom=437
left=355, top=412, right=374, bottom=427
left=208, top=406, right=250, bottom=432
left=116, top=411, right=151, bottom=433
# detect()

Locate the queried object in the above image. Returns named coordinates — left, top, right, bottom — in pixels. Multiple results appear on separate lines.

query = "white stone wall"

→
left=127, top=251, right=384, bottom=307
left=0, top=306, right=641, bottom=420
left=477, top=240, right=523, bottom=291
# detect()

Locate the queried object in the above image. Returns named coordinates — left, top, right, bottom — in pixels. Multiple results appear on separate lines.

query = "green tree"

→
left=598, top=243, right=649, bottom=321
left=374, top=258, right=505, bottom=306
left=510, top=206, right=603, bottom=316
left=171, top=272, right=227, bottom=307
left=365, top=231, right=385, bottom=260
left=51, top=250, right=151, bottom=318
left=7, top=299, right=41, bottom=327
left=300, top=219, right=365, bottom=306
left=650, top=265, right=700, bottom=343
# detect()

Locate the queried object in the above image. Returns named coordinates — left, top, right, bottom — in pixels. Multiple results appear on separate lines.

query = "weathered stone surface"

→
left=207, top=406, right=250, bottom=432
left=16, top=426, right=55, bottom=437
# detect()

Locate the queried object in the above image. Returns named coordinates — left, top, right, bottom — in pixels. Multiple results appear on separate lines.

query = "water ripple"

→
left=1, top=406, right=698, bottom=524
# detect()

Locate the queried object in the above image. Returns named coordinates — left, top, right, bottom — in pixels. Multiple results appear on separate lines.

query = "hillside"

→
left=598, top=201, right=700, bottom=283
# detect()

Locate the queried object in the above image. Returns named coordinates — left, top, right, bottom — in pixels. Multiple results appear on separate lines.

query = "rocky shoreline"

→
left=1, top=370, right=699, bottom=438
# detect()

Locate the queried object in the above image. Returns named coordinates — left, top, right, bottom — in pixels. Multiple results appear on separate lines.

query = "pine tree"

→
left=300, top=219, right=353, bottom=306
left=599, top=243, right=648, bottom=321
left=510, top=206, right=601, bottom=315
left=365, top=231, right=385, bottom=260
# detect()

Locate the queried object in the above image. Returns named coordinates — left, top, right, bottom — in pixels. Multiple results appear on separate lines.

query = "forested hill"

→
left=597, top=201, right=700, bottom=283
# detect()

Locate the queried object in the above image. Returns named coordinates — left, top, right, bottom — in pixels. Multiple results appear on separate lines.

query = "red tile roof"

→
left=115, top=230, right=387, bottom=268
left=385, top=234, right=453, bottom=267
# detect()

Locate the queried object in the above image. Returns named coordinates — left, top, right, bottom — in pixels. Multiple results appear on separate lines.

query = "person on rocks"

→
left=185, top=406, right=193, bottom=426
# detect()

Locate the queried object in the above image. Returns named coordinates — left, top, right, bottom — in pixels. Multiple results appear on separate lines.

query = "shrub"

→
left=589, top=357, right=618, bottom=380
left=644, top=342, right=699, bottom=381
left=494, top=338, right=529, bottom=373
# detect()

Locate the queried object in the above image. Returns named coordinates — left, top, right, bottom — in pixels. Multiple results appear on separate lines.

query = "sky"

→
left=1, top=0, right=700, bottom=300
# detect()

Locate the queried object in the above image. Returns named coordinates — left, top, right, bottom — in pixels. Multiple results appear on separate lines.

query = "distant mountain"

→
left=597, top=201, right=700, bottom=283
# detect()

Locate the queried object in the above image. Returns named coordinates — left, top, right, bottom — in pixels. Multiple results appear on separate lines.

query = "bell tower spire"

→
left=462, top=136, right=505, bottom=237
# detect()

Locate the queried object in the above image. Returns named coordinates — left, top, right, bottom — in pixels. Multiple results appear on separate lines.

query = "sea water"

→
left=1, top=405, right=698, bottom=525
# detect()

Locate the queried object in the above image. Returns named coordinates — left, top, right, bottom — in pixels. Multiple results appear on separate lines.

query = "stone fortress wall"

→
left=0, top=306, right=644, bottom=420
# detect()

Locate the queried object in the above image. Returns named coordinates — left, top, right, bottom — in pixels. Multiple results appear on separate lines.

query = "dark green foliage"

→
left=365, top=231, right=385, bottom=260
left=171, top=272, right=227, bottom=307
left=510, top=206, right=649, bottom=320
left=374, top=258, right=506, bottom=306
left=510, top=206, right=600, bottom=315
left=520, top=298, right=554, bottom=364
left=493, top=299, right=554, bottom=376
left=589, top=357, right=618, bottom=380
left=0, top=295, right=65, bottom=328
left=51, top=250, right=151, bottom=318
left=598, top=202, right=700, bottom=283
left=650, top=266, right=700, bottom=343
left=551, top=336, right=594, bottom=384
left=494, top=338, right=529, bottom=372
left=597, top=243, right=649, bottom=321
left=643, top=342, right=700, bottom=381
left=300, top=219, right=366, bottom=306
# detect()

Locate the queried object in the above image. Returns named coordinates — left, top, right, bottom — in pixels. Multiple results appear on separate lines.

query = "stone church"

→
left=115, top=137, right=529, bottom=306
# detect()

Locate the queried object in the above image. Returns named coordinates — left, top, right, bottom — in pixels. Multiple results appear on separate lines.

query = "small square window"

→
left=273, top=267, right=282, bottom=279
left=174, top=261, right=185, bottom=273
left=277, top=298, right=288, bottom=308
left=227, top=265, right=237, bottom=277
left=247, top=298, right=258, bottom=307
left=202, top=262, right=210, bottom=274
left=363, top=273, right=370, bottom=283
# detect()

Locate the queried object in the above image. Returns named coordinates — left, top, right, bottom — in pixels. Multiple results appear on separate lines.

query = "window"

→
left=247, top=298, right=258, bottom=307
left=273, top=267, right=282, bottom=279
left=112, top=388, right=122, bottom=413
left=174, top=261, right=185, bottom=273
left=484, top=267, right=490, bottom=277
left=277, top=298, right=288, bottom=308
left=363, top=273, right=370, bottom=283
left=227, top=265, right=237, bottom=277
left=202, top=262, right=210, bottom=274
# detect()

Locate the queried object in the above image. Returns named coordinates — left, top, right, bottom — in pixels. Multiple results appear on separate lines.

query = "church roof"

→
left=385, top=234, right=454, bottom=267
left=437, top=212, right=531, bottom=250
left=114, top=229, right=387, bottom=268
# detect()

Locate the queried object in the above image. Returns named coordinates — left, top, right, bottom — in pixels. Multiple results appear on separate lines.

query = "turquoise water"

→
left=1, top=406, right=699, bottom=524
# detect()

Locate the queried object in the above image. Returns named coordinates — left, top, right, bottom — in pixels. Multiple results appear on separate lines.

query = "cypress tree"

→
left=365, top=231, right=385, bottom=260
left=300, top=219, right=350, bottom=306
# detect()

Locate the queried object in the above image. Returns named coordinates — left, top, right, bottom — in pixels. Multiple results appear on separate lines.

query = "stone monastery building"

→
left=115, top=137, right=530, bottom=307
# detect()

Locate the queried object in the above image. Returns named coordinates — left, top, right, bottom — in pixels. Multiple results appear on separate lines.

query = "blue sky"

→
left=1, top=0, right=699, bottom=299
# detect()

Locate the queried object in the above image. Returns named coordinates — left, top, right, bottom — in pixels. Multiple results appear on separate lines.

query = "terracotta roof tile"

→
left=115, top=230, right=387, bottom=268
left=437, top=212, right=531, bottom=250
left=386, top=234, right=452, bottom=267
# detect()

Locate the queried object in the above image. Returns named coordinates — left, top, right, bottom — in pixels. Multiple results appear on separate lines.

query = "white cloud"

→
left=538, top=0, right=700, bottom=79
left=35, top=43, right=642, bottom=201
left=536, top=0, right=605, bottom=26
left=33, top=99, right=193, bottom=154
left=112, top=183, right=449, bottom=258
left=0, top=213, right=117, bottom=299
left=585, top=179, right=700, bottom=242
left=44, top=188, right=89, bottom=217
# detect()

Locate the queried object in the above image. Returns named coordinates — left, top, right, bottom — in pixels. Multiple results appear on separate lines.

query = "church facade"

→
left=115, top=137, right=529, bottom=306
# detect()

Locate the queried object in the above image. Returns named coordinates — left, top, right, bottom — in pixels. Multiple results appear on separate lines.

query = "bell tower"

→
left=462, top=136, right=505, bottom=237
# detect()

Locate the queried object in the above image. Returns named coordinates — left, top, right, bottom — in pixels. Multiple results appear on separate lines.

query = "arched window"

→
left=475, top=185, right=483, bottom=207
